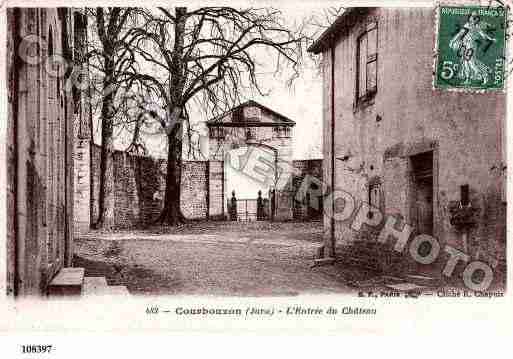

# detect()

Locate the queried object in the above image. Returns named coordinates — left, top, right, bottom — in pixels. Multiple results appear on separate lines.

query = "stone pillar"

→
left=274, top=189, right=294, bottom=221
left=72, top=9, right=91, bottom=235
left=208, top=160, right=224, bottom=219
left=73, top=138, right=90, bottom=234
left=274, top=158, right=294, bottom=221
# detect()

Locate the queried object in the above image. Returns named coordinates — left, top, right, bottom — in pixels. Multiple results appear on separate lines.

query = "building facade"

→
left=309, top=7, right=506, bottom=277
left=6, top=8, right=88, bottom=296
left=207, top=100, right=296, bottom=220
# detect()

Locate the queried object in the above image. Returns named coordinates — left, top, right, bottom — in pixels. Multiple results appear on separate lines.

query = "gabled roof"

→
left=308, top=8, right=371, bottom=54
left=206, top=100, right=296, bottom=127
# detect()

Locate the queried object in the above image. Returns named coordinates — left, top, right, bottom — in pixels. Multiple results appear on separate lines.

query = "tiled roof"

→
left=206, top=100, right=295, bottom=126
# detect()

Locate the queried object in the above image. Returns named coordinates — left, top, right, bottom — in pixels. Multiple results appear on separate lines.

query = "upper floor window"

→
left=246, top=127, right=256, bottom=140
left=356, top=22, right=378, bottom=106
left=273, top=126, right=291, bottom=138
left=209, top=127, right=225, bottom=140
left=232, top=107, right=244, bottom=123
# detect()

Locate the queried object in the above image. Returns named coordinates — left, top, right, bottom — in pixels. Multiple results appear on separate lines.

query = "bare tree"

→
left=304, top=6, right=345, bottom=66
left=128, top=7, right=304, bottom=225
left=86, top=7, right=143, bottom=229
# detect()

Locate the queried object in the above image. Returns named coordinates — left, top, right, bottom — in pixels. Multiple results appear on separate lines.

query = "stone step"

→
left=82, top=276, right=130, bottom=297
left=48, top=267, right=85, bottom=297
left=82, top=276, right=109, bottom=296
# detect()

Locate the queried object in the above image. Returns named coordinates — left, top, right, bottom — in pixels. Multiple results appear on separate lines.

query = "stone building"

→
left=206, top=100, right=296, bottom=220
left=6, top=8, right=89, bottom=296
left=308, top=8, right=506, bottom=280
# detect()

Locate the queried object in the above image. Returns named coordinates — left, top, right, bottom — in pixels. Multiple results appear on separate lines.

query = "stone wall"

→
left=88, top=144, right=210, bottom=228
left=181, top=161, right=209, bottom=219
left=291, top=159, right=323, bottom=220
left=75, top=142, right=323, bottom=229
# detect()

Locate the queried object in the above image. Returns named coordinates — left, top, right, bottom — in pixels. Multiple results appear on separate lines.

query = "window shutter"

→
left=366, top=23, right=378, bottom=93
left=358, top=35, right=367, bottom=100
left=367, top=22, right=377, bottom=54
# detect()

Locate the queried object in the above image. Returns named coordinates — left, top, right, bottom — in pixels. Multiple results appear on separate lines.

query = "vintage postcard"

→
left=0, top=0, right=512, bottom=351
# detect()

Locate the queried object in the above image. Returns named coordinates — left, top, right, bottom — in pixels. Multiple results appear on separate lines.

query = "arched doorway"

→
left=224, top=144, right=277, bottom=221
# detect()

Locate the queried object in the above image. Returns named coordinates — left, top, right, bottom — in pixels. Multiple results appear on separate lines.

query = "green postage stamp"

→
left=435, top=5, right=507, bottom=91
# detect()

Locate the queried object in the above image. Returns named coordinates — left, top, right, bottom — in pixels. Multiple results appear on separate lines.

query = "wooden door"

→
left=414, top=177, right=434, bottom=236
left=410, top=151, right=434, bottom=236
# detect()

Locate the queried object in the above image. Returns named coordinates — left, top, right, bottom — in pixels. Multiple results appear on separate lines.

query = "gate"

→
left=227, top=190, right=270, bottom=221
left=235, top=199, right=258, bottom=221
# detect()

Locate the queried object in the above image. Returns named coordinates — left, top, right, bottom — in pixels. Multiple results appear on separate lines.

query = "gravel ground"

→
left=74, top=221, right=356, bottom=296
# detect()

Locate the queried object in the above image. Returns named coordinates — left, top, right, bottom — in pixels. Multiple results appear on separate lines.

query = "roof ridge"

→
left=206, top=100, right=296, bottom=126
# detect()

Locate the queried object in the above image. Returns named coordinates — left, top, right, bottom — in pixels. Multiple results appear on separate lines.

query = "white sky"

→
left=229, top=49, right=324, bottom=160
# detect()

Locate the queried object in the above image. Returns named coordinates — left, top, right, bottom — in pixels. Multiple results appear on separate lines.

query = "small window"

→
left=246, top=127, right=256, bottom=140
left=209, top=127, right=225, bottom=139
left=232, top=107, right=244, bottom=123
left=356, top=22, right=378, bottom=106
left=368, top=181, right=381, bottom=209
left=273, top=126, right=290, bottom=138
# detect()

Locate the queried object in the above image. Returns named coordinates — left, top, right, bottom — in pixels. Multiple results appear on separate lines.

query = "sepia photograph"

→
left=4, top=0, right=508, bottom=298
left=1, top=0, right=511, bottom=344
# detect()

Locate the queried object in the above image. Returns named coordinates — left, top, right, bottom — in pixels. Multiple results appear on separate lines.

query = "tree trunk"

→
left=157, top=127, right=185, bottom=225
left=96, top=61, right=116, bottom=230
left=157, top=7, right=188, bottom=226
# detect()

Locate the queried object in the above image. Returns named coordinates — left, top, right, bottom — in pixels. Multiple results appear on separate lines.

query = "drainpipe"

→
left=329, top=42, right=336, bottom=258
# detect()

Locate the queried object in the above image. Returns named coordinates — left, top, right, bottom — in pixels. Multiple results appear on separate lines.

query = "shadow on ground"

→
left=73, top=254, right=184, bottom=295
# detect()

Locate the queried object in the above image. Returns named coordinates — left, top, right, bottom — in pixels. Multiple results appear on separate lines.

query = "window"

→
left=246, top=127, right=256, bottom=140
left=369, top=182, right=381, bottom=209
left=273, top=126, right=291, bottom=138
left=367, top=180, right=381, bottom=220
left=232, top=107, right=244, bottom=123
left=356, top=22, right=378, bottom=105
left=209, top=127, right=225, bottom=139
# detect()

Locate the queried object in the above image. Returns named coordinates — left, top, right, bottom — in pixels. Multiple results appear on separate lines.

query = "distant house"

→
left=308, top=8, right=506, bottom=272
left=207, top=100, right=296, bottom=160
left=206, top=100, right=296, bottom=220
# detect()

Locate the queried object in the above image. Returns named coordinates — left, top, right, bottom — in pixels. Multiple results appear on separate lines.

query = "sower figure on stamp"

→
left=449, top=11, right=497, bottom=85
